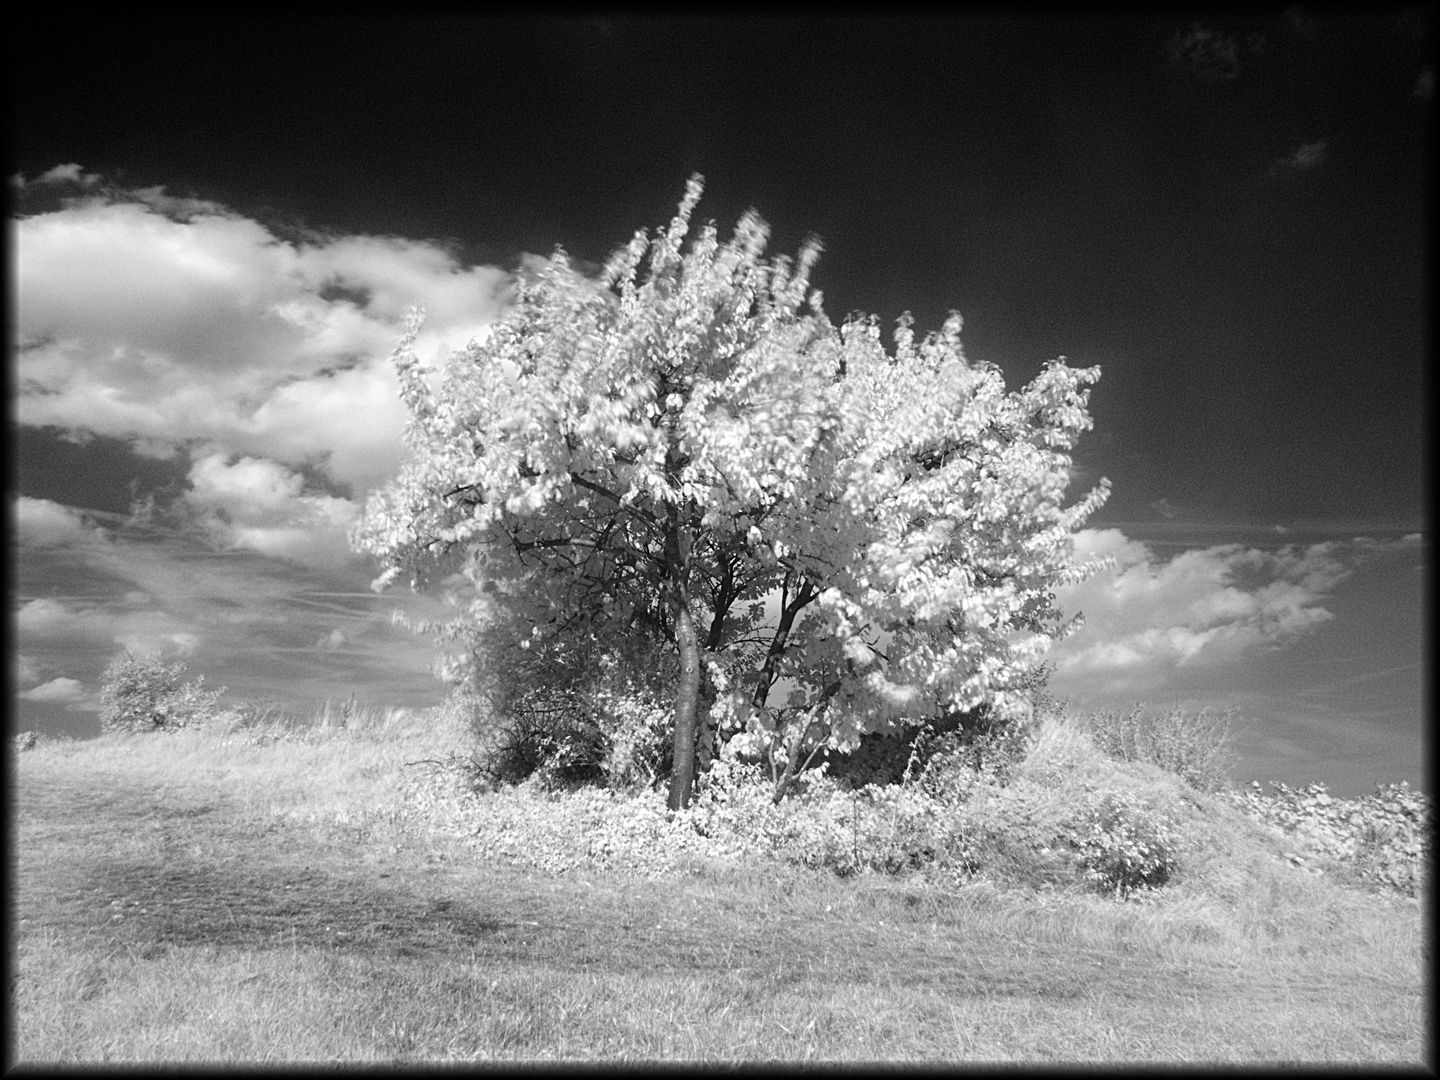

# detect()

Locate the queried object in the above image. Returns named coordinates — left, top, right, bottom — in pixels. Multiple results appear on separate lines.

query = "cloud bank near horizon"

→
left=16, top=481, right=1415, bottom=719
left=12, top=492, right=454, bottom=715
left=1047, top=527, right=1422, bottom=706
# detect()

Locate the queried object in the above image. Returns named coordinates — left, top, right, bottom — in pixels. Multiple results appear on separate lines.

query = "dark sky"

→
left=9, top=14, right=1431, bottom=796
left=16, top=15, right=1428, bottom=527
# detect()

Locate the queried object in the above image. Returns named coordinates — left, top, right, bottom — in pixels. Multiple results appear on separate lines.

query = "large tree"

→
left=351, top=176, right=1109, bottom=808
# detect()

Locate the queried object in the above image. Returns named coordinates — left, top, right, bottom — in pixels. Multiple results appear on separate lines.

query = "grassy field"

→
left=10, top=703, right=1430, bottom=1064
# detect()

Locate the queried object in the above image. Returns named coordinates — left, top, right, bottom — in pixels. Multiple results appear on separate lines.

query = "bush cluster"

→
left=98, top=650, right=227, bottom=734
left=405, top=727, right=1184, bottom=901
left=468, top=639, right=1046, bottom=801
left=1066, top=790, right=1181, bottom=898
left=460, top=639, right=676, bottom=791
left=79, top=631, right=1418, bottom=905
left=821, top=704, right=1033, bottom=793
left=685, top=761, right=970, bottom=878
left=407, top=679, right=1417, bottom=904
left=422, top=684, right=1189, bottom=899
left=1225, top=780, right=1431, bottom=897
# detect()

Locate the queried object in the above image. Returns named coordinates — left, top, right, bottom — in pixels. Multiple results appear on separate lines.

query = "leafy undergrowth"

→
left=400, top=712, right=1429, bottom=907
left=1223, top=781, right=1431, bottom=897
left=12, top=704, right=1428, bottom=1064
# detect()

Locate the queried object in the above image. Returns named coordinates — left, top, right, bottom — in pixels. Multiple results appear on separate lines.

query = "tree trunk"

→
left=667, top=597, right=701, bottom=810
left=665, top=517, right=701, bottom=811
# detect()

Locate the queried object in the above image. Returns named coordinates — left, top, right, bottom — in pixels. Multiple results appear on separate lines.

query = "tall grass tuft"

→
left=1078, top=704, right=1237, bottom=793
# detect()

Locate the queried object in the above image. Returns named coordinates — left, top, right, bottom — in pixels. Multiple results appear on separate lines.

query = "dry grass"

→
left=11, top=704, right=1428, bottom=1064
left=1074, top=703, right=1237, bottom=794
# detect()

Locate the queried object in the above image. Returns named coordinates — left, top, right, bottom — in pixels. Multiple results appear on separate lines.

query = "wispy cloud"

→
left=1270, top=138, right=1329, bottom=175
left=1148, top=497, right=1181, bottom=521
left=1047, top=528, right=1414, bottom=703
left=12, top=487, right=456, bottom=723
left=14, top=593, right=200, bottom=659
left=1168, top=22, right=1241, bottom=80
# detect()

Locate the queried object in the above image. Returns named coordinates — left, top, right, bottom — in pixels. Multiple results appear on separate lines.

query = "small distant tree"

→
left=352, top=175, right=1110, bottom=809
left=98, top=649, right=225, bottom=733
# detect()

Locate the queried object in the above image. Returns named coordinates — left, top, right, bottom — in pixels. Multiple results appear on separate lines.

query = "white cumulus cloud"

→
left=32, top=163, right=105, bottom=187
left=183, top=452, right=359, bottom=569
left=1048, top=529, right=1366, bottom=700
left=14, top=168, right=512, bottom=500
left=15, top=595, right=200, bottom=660
left=14, top=496, right=107, bottom=548
left=111, top=616, right=202, bottom=659
left=15, top=598, right=106, bottom=641
left=18, top=676, right=91, bottom=706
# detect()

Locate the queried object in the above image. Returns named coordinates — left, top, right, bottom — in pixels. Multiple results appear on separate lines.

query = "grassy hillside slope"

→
left=11, top=704, right=1428, bottom=1063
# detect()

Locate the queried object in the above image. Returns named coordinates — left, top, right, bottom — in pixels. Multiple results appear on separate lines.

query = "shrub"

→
left=399, top=712, right=1199, bottom=902
left=1013, top=710, right=1117, bottom=790
left=690, top=758, right=1097, bottom=888
left=589, top=656, right=674, bottom=791
left=98, top=650, right=225, bottom=734
left=1066, top=790, right=1181, bottom=898
left=675, top=705, right=1187, bottom=898
left=955, top=779, right=1087, bottom=891
left=1225, top=780, right=1431, bottom=897
left=817, top=724, right=915, bottom=789
left=461, top=635, right=675, bottom=790
left=821, top=703, right=1034, bottom=793
left=689, top=762, right=980, bottom=878
left=481, top=702, right=605, bottom=788
left=1081, top=704, right=1236, bottom=793
left=910, top=715, right=1034, bottom=798
left=459, top=639, right=607, bottom=787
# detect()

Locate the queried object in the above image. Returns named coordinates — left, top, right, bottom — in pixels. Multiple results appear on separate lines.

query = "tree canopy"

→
left=351, top=175, right=1110, bottom=808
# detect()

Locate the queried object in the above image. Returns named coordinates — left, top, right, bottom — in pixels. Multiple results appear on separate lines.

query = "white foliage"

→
left=351, top=176, right=1111, bottom=772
